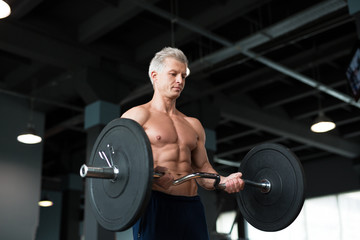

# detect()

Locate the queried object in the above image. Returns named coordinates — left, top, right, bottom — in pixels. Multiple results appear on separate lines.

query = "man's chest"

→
left=144, top=115, right=198, bottom=150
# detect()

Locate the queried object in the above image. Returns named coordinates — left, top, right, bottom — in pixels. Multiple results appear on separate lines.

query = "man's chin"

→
left=168, top=93, right=181, bottom=99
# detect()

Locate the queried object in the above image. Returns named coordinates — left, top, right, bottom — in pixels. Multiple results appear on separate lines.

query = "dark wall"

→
left=0, top=93, right=45, bottom=240
left=297, top=156, right=359, bottom=198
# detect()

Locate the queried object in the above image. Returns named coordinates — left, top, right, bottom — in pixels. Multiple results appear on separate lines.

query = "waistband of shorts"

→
left=152, top=190, right=201, bottom=202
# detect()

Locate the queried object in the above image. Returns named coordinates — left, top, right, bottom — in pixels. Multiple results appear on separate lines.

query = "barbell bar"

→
left=80, top=164, right=271, bottom=193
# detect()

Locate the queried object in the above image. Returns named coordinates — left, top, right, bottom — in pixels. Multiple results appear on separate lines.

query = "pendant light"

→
left=17, top=98, right=42, bottom=144
left=310, top=92, right=336, bottom=133
left=17, top=123, right=42, bottom=144
left=0, top=0, right=11, bottom=19
left=311, top=111, right=336, bottom=133
left=309, top=57, right=336, bottom=133
left=38, top=196, right=53, bottom=207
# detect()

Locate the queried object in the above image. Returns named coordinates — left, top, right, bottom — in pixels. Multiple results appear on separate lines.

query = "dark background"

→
left=1, top=0, right=360, bottom=239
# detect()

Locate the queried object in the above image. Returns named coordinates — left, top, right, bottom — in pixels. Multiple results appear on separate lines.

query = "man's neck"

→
left=150, top=93, right=177, bottom=114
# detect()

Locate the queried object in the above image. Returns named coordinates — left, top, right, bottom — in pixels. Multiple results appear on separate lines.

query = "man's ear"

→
left=151, top=71, right=157, bottom=83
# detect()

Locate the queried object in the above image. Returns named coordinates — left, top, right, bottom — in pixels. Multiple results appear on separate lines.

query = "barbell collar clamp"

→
left=81, top=164, right=164, bottom=179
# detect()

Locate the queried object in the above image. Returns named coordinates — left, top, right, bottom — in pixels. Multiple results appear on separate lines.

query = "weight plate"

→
left=87, top=118, right=153, bottom=231
left=237, top=143, right=306, bottom=232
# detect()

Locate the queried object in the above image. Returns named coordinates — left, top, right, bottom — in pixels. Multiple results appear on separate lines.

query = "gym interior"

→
left=1, top=0, right=360, bottom=239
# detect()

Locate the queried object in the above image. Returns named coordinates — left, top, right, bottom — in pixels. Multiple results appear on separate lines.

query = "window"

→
left=246, top=191, right=360, bottom=240
left=216, top=211, right=238, bottom=239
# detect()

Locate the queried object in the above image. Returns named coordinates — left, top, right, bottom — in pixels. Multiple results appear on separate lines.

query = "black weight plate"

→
left=87, top=118, right=153, bottom=231
left=237, top=143, right=306, bottom=232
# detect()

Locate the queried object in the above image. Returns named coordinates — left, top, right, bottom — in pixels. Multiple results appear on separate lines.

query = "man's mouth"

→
left=172, top=87, right=182, bottom=91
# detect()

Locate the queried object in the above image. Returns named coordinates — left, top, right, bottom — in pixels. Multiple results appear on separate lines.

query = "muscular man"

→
left=121, top=47, right=244, bottom=240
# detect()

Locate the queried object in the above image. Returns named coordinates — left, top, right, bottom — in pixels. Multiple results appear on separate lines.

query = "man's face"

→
left=152, top=57, right=187, bottom=99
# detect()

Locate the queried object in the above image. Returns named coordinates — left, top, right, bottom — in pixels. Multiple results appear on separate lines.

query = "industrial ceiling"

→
left=1, top=0, right=360, bottom=185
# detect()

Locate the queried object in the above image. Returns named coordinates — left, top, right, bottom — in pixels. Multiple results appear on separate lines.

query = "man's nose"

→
left=176, top=75, right=183, bottom=84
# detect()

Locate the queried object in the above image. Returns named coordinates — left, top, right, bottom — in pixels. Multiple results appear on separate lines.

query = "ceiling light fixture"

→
left=0, top=0, right=11, bottom=19
left=17, top=98, right=42, bottom=144
left=17, top=123, right=42, bottom=144
left=310, top=64, right=336, bottom=134
left=38, top=196, right=53, bottom=207
left=311, top=112, right=336, bottom=133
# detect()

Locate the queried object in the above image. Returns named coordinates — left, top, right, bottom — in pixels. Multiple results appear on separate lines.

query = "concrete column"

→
left=83, top=100, right=120, bottom=240
left=0, top=93, right=45, bottom=240
left=60, top=174, right=83, bottom=240
left=36, top=190, right=63, bottom=240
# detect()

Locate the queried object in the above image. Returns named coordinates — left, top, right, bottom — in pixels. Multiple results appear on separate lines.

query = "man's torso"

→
left=143, top=109, right=199, bottom=196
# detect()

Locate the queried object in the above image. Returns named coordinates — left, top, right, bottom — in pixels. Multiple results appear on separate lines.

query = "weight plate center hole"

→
left=260, top=179, right=271, bottom=194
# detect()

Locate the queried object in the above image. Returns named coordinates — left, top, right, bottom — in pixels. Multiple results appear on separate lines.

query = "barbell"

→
left=80, top=164, right=271, bottom=192
left=80, top=118, right=306, bottom=232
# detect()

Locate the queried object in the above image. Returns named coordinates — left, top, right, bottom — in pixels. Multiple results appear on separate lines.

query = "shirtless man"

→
left=121, top=47, right=244, bottom=240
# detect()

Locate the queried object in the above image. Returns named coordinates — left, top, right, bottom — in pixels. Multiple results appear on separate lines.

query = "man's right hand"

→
left=220, top=172, right=245, bottom=194
left=153, top=166, right=174, bottom=189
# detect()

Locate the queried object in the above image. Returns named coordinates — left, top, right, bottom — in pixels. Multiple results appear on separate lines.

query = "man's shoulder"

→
left=182, top=114, right=202, bottom=129
left=121, top=104, right=150, bottom=125
left=124, top=104, right=149, bottom=114
left=130, top=104, right=149, bottom=112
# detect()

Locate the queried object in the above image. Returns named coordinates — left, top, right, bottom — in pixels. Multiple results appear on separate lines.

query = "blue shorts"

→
left=132, top=191, right=209, bottom=240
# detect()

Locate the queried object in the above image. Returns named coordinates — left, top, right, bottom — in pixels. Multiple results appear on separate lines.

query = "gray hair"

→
left=148, top=47, right=190, bottom=84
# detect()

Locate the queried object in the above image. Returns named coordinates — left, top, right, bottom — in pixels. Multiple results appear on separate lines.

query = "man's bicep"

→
left=191, top=139, right=214, bottom=173
left=189, top=118, right=212, bottom=170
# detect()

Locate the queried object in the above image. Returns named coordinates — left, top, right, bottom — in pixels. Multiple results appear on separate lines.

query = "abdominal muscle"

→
left=150, top=142, right=198, bottom=196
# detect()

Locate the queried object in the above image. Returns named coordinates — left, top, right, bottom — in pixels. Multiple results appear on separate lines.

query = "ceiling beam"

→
left=136, top=0, right=269, bottom=60
left=135, top=0, right=232, bottom=47
left=78, top=0, right=161, bottom=43
left=0, top=22, right=100, bottom=69
left=217, top=129, right=260, bottom=144
left=132, top=0, right=350, bottom=106
left=263, top=81, right=344, bottom=109
left=0, top=88, right=83, bottom=112
left=216, top=95, right=360, bottom=159
left=45, top=115, right=84, bottom=139
left=226, top=33, right=354, bottom=106
left=241, top=49, right=360, bottom=109
left=190, top=0, right=347, bottom=73
left=139, top=0, right=359, bottom=110
left=217, top=137, right=286, bottom=158
left=4, top=62, right=45, bottom=90
left=10, top=0, right=44, bottom=19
